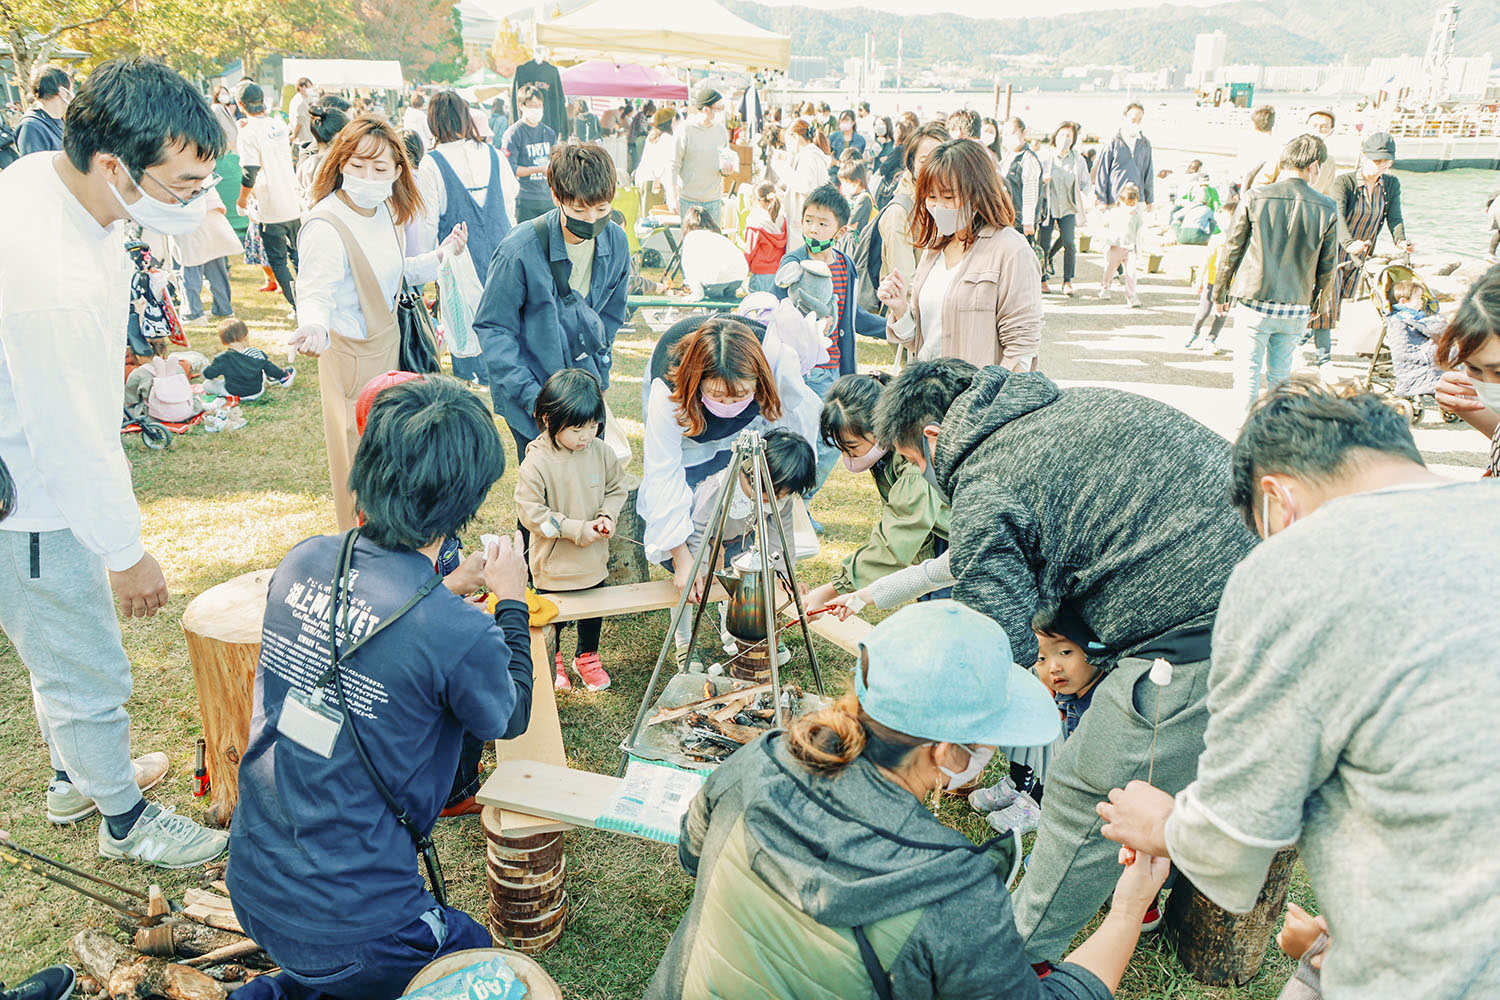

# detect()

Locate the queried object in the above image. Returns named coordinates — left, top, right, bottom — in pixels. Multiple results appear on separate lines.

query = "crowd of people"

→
left=2, top=52, right=1499, bottom=1000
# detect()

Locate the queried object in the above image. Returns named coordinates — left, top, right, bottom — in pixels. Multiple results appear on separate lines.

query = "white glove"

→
left=288, top=324, right=331, bottom=360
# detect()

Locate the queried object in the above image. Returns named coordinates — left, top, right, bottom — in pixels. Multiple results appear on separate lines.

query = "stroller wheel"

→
left=140, top=422, right=171, bottom=450
left=640, top=248, right=662, bottom=269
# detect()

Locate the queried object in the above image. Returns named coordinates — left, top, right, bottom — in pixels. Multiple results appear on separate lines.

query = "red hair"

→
left=667, top=318, right=782, bottom=437
left=908, top=139, right=1015, bottom=251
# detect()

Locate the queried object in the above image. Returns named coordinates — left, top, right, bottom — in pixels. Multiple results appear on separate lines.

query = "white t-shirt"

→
left=681, top=229, right=749, bottom=295
left=238, top=115, right=301, bottom=224
left=0, top=153, right=142, bottom=570
left=296, top=194, right=442, bottom=339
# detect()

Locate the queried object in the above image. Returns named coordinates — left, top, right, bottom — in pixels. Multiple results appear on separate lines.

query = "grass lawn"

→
left=0, top=263, right=1308, bottom=998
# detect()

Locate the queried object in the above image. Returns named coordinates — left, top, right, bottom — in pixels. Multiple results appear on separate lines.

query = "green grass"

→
left=0, top=266, right=1308, bottom=997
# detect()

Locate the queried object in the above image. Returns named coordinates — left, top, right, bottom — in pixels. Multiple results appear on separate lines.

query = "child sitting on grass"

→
left=1099, top=182, right=1144, bottom=307
left=969, top=604, right=1110, bottom=835
left=203, top=318, right=294, bottom=401
left=515, top=369, right=628, bottom=692
left=678, top=205, right=748, bottom=301
left=674, top=428, right=816, bottom=673
left=1386, top=279, right=1446, bottom=403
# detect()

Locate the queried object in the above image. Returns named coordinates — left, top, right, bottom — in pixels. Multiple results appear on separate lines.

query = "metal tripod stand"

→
left=622, top=429, right=826, bottom=771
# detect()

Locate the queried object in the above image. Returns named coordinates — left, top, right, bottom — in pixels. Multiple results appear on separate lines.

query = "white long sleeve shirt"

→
left=0, top=154, right=143, bottom=570
left=296, top=194, right=442, bottom=339
left=638, top=336, right=821, bottom=561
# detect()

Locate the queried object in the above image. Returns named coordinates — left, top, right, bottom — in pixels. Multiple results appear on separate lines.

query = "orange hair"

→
left=667, top=317, right=782, bottom=437
left=311, top=114, right=424, bottom=226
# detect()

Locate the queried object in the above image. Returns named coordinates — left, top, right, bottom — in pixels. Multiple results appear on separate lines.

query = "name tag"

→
left=279, top=688, right=342, bottom=758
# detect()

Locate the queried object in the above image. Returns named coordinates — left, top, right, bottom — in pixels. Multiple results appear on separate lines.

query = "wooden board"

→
left=489, top=629, right=571, bottom=838
left=476, top=760, right=623, bottom=831
left=545, top=579, right=727, bottom=623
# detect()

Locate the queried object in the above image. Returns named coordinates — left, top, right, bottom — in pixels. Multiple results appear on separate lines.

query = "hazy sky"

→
left=754, top=0, right=1226, bottom=16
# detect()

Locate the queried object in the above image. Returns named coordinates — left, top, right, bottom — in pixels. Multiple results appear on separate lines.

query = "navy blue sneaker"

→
left=1, top=965, right=76, bottom=1000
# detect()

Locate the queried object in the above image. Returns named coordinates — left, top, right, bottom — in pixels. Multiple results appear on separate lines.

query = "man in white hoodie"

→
left=0, top=57, right=229, bottom=868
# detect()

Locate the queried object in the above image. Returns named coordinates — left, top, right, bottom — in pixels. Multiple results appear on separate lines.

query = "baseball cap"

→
left=854, top=600, right=1060, bottom=748
left=1361, top=131, right=1396, bottom=160
left=355, top=370, right=424, bottom=435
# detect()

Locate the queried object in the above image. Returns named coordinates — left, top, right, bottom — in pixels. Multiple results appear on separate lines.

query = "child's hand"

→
left=577, top=522, right=605, bottom=546
left=590, top=515, right=615, bottom=539
left=1277, top=901, right=1329, bottom=965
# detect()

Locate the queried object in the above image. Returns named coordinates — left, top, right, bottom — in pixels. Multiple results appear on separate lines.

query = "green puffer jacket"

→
left=645, top=732, right=1112, bottom=1000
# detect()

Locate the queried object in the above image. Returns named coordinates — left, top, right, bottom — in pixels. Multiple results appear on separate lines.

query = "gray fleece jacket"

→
left=647, top=731, right=1110, bottom=1000
left=935, top=368, right=1257, bottom=665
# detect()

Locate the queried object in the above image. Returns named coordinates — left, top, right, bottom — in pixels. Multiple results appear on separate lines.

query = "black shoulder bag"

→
left=325, top=530, right=449, bottom=904
left=391, top=222, right=442, bottom=374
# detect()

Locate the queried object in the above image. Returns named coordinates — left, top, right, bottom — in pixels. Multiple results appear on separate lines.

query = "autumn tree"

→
left=0, top=0, right=130, bottom=94
left=356, top=0, right=463, bottom=83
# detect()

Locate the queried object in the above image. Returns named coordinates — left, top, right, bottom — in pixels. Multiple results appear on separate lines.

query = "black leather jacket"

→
left=1213, top=177, right=1338, bottom=309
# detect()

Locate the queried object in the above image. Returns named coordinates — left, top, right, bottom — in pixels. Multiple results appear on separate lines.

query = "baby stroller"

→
left=125, top=241, right=188, bottom=350
left=1363, top=261, right=1458, bottom=426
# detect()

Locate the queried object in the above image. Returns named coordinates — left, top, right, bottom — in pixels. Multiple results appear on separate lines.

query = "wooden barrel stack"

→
left=482, top=807, right=568, bottom=954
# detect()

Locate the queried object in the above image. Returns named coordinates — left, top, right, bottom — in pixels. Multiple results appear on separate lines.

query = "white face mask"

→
left=1470, top=378, right=1500, bottom=413
left=522, top=107, right=543, bottom=125
left=1122, top=121, right=1142, bottom=141
left=936, top=745, right=994, bottom=790
left=927, top=204, right=968, bottom=237
left=218, top=92, right=235, bottom=106
left=108, top=167, right=209, bottom=236
left=341, top=172, right=393, bottom=210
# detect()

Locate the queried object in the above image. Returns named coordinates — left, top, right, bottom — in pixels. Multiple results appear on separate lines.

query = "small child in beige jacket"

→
left=515, top=369, right=628, bottom=692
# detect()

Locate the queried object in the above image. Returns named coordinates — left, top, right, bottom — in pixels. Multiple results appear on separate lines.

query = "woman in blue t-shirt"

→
left=226, top=376, right=534, bottom=1000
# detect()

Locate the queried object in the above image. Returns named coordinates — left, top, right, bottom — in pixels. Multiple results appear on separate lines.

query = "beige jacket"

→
left=515, top=435, right=629, bottom=591
left=888, top=225, right=1044, bottom=368
left=878, top=172, right=919, bottom=284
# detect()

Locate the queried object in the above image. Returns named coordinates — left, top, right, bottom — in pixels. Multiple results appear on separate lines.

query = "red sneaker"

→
left=438, top=795, right=483, bottom=819
left=1142, top=895, right=1163, bottom=932
left=553, top=652, right=572, bottom=692
left=1031, top=961, right=1054, bottom=979
left=574, top=652, right=611, bottom=692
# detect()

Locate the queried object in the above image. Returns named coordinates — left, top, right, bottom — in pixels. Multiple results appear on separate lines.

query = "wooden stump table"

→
left=1165, top=846, right=1300, bottom=986
left=181, top=569, right=273, bottom=828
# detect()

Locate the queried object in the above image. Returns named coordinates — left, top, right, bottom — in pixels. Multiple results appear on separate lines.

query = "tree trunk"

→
left=605, top=484, right=649, bottom=585
left=1163, top=847, right=1299, bottom=986
left=71, top=930, right=228, bottom=1000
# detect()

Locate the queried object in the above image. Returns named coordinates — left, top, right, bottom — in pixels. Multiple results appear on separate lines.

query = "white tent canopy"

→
left=536, top=0, right=789, bottom=71
left=282, top=58, right=405, bottom=90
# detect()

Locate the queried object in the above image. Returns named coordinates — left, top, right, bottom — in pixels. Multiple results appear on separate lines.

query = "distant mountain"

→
left=724, top=0, right=1500, bottom=71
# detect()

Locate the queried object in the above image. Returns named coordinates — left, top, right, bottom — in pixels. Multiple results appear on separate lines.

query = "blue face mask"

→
left=921, top=436, right=948, bottom=503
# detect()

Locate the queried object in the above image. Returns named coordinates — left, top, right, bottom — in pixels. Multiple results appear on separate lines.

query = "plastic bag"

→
left=436, top=248, right=485, bottom=358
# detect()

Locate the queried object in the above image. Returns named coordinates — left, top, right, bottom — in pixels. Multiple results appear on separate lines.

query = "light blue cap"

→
left=854, top=600, right=1060, bottom=748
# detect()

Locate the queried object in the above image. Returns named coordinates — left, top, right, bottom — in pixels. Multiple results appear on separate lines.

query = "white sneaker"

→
left=1097, top=289, right=1111, bottom=300
left=46, top=752, right=171, bottom=825
left=985, top=791, right=1042, bottom=836
left=98, top=803, right=228, bottom=869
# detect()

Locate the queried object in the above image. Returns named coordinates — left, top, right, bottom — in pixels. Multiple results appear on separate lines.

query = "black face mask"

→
left=563, top=211, right=610, bottom=240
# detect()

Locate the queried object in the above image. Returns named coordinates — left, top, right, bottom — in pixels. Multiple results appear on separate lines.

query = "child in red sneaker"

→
left=515, top=369, right=628, bottom=692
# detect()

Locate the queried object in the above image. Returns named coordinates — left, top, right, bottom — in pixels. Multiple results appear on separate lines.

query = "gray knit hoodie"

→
left=934, top=368, right=1256, bottom=665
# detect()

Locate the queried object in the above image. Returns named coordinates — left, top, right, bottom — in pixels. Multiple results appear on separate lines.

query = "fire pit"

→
left=625, top=672, right=827, bottom=770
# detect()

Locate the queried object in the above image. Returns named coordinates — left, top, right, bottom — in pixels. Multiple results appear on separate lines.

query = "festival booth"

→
left=535, top=0, right=790, bottom=71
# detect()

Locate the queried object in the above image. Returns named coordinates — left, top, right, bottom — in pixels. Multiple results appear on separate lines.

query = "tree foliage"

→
left=355, top=0, right=464, bottom=83
left=0, top=0, right=130, bottom=94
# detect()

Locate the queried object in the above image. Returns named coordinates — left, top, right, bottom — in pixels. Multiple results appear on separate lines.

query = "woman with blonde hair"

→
left=289, top=114, right=469, bottom=529
left=878, top=138, right=1043, bottom=369
left=646, top=600, right=1169, bottom=1000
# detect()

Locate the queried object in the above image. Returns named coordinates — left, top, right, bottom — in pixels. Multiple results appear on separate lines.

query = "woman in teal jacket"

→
left=646, top=601, right=1170, bottom=1000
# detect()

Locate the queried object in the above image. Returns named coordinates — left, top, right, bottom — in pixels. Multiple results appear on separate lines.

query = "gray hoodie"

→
left=646, top=731, right=1111, bottom=999
left=934, top=368, right=1257, bottom=665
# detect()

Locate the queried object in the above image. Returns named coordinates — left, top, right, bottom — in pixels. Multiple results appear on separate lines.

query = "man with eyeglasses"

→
left=0, top=57, right=231, bottom=869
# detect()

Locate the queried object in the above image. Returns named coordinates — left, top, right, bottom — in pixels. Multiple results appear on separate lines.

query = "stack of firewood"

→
left=69, top=873, right=271, bottom=999
left=481, top=807, right=568, bottom=954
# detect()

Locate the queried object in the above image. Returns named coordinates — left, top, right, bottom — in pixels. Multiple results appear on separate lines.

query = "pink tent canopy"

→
left=559, top=61, right=688, bottom=101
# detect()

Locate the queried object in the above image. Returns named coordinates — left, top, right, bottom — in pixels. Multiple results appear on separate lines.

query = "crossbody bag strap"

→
left=852, top=925, right=895, bottom=1000
left=325, top=530, right=449, bottom=903
left=305, top=208, right=398, bottom=328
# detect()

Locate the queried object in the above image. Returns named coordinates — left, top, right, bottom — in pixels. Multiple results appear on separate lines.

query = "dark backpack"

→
left=0, top=117, right=17, bottom=169
left=1005, top=146, right=1048, bottom=228
left=854, top=190, right=912, bottom=313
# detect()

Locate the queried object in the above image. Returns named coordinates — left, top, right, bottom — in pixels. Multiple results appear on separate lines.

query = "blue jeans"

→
left=1233, top=306, right=1305, bottom=411
left=747, top=273, right=777, bottom=294
left=678, top=197, right=723, bottom=227
left=182, top=257, right=233, bottom=318
left=801, top=366, right=840, bottom=502
left=233, top=903, right=491, bottom=1000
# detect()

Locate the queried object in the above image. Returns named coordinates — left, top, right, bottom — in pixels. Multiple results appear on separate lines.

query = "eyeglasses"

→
left=136, top=167, right=222, bottom=206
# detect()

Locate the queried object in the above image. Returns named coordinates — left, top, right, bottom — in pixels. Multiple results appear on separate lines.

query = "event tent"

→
left=559, top=60, right=688, bottom=100
left=281, top=58, right=404, bottom=90
left=536, top=0, right=790, bottom=71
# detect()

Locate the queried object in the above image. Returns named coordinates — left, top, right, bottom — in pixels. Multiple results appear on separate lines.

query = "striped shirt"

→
left=823, top=253, right=849, bottom=371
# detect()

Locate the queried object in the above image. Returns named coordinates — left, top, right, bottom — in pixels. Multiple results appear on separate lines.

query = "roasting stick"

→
left=0, top=832, right=147, bottom=920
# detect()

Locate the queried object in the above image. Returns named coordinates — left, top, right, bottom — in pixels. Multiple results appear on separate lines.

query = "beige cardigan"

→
left=887, top=225, right=1044, bottom=368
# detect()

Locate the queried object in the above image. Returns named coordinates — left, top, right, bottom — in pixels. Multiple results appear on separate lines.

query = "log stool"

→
left=181, top=569, right=273, bottom=828
left=482, top=807, right=569, bottom=954
left=1164, top=846, right=1299, bottom=986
